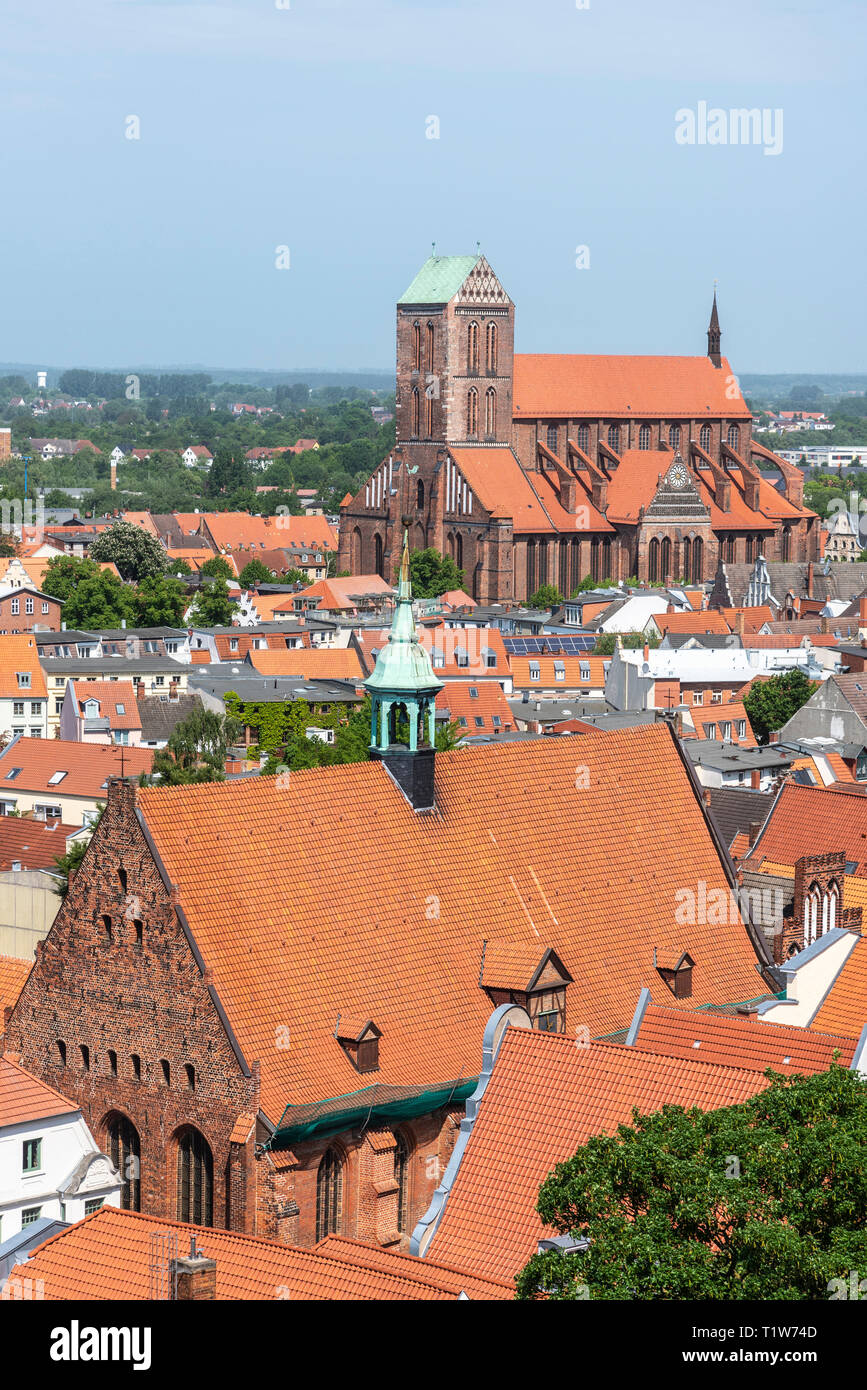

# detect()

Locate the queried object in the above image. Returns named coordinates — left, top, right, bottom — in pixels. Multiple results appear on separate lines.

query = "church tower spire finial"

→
left=707, top=282, right=722, bottom=368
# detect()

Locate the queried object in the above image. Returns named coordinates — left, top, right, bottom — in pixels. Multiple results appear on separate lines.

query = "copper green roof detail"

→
left=364, top=535, right=444, bottom=696
left=398, top=255, right=481, bottom=306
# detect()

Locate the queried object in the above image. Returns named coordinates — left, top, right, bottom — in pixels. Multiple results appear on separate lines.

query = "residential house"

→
left=0, top=818, right=73, bottom=959
left=59, top=680, right=142, bottom=746
left=181, top=446, right=213, bottom=468
left=0, top=1057, right=122, bottom=1244
left=0, top=739, right=153, bottom=827
left=0, top=636, right=49, bottom=741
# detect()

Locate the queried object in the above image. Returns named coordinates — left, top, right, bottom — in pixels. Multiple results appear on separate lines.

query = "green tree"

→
left=52, top=807, right=103, bottom=897
left=527, top=584, right=564, bottom=610
left=571, top=574, right=601, bottom=595
left=169, top=558, right=193, bottom=576
left=409, top=548, right=465, bottom=599
left=238, top=558, right=275, bottom=588
left=134, top=574, right=187, bottom=627
left=90, top=519, right=169, bottom=581
left=199, top=555, right=235, bottom=581
left=149, top=706, right=241, bottom=785
left=188, top=577, right=237, bottom=627
left=743, top=668, right=817, bottom=743
left=517, top=1064, right=867, bottom=1301
left=42, top=556, right=137, bottom=628
left=593, top=631, right=660, bottom=655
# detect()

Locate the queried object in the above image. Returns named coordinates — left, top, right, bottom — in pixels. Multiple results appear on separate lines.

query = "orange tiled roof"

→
left=294, top=575, right=394, bottom=610
left=744, top=781, right=867, bottom=876
left=247, top=648, right=364, bottom=682
left=693, top=701, right=756, bottom=747
left=0, top=954, right=32, bottom=1018
left=9, top=1206, right=511, bottom=1301
left=0, top=817, right=77, bottom=871
left=436, top=680, right=515, bottom=735
left=811, top=938, right=867, bottom=1036
left=449, top=446, right=613, bottom=534
left=427, top=1027, right=766, bottom=1280
left=214, top=632, right=306, bottom=661
left=0, top=635, right=47, bottom=699
left=135, top=725, right=767, bottom=1119
left=654, top=611, right=731, bottom=636
left=512, top=354, right=751, bottom=418
left=355, top=626, right=509, bottom=681
left=122, top=512, right=160, bottom=537
left=0, top=1053, right=78, bottom=1127
left=69, top=680, right=141, bottom=730
left=200, top=512, right=336, bottom=554
left=719, top=607, right=776, bottom=633
left=628, top=1002, right=856, bottom=1071
left=0, top=738, right=153, bottom=798
left=509, top=654, right=609, bottom=689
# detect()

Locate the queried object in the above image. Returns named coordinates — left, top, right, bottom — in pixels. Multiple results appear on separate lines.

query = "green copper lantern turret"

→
left=365, top=532, right=444, bottom=755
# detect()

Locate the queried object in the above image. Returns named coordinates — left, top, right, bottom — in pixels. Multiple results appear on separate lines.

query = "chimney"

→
left=643, top=643, right=649, bottom=662
left=807, top=562, right=814, bottom=600
left=750, top=768, right=760, bottom=790
left=748, top=819, right=762, bottom=845
left=110, top=460, right=117, bottom=491
left=702, top=787, right=711, bottom=806
left=172, top=1238, right=216, bottom=1301
left=768, top=730, right=780, bottom=744
left=820, top=615, right=830, bottom=634
left=860, top=596, right=867, bottom=626
left=735, top=610, right=745, bottom=636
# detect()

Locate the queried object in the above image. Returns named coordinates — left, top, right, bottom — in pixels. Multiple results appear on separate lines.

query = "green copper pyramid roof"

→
left=364, top=536, right=445, bottom=697
left=397, top=255, right=481, bottom=306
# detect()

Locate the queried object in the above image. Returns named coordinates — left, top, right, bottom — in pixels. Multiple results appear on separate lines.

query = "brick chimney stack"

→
left=110, top=460, right=117, bottom=491
left=735, top=610, right=745, bottom=636
left=807, top=562, right=814, bottom=599
left=748, top=819, right=763, bottom=846
left=172, top=1238, right=216, bottom=1301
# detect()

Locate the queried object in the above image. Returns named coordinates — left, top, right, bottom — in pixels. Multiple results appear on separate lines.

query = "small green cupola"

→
left=365, top=533, right=444, bottom=809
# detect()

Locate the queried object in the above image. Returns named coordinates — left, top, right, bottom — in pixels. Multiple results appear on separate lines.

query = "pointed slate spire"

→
left=707, top=285, right=722, bottom=368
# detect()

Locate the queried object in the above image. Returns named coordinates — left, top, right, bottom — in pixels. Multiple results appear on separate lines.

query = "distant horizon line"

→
left=2, top=362, right=867, bottom=382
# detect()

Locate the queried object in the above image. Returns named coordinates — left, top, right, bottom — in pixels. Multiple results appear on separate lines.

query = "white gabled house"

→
left=0, top=1055, right=123, bottom=1244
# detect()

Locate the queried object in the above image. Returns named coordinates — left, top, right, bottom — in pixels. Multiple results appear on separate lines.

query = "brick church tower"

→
left=340, top=253, right=517, bottom=599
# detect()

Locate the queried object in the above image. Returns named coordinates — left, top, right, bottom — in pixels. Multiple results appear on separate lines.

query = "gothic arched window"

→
left=316, top=1147, right=343, bottom=1241
left=467, top=388, right=478, bottom=437
left=412, top=322, right=421, bottom=371
left=485, top=321, right=497, bottom=372
left=700, top=424, right=712, bottom=452
left=691, top=536, right=704, bottom=584
left=725, top=535, right=735, bottom=563
left=727, top=424, right=740, bottom=450
left=576, top=423, right=590, bottom=452
left=108, top=1113, right=141, bottom=1212
left=426, top=322, right=434, bottom=371
left=485, top=388, right=496, bottom=436
left=638, top=424, right=651, bottom=450
left=425, top=388, right=433, bottom=437
left=607, top=424, right=620, bottom=452
left=177, top=1127, right=213, bottom=1227
left=411, top=388, right=420, bottom=437
left=546, top=424, right=558, bottom=453
left=669, top=424, right=681, bottom=450
left=467, top=321, right=479, bottom=373
left=648, top=537, right=660, bottom=583
left=416, top=480, right=424, bottom=510
left=660, top=536, right=672, bottom=578
left=781, top=527, right=791, bottom=562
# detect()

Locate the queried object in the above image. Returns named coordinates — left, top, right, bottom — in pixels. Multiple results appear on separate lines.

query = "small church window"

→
left=417, top=480, right=424, bottom=509
left=607, top=424, right=620, bottom=452
left=426, top=322, right=434, bottom=369
left=669, top=424, right=681, bottom=449
left=485, top=388, right=497, bottom=436
left=576, top=424, right=589, bottom=452
left=412, top=322, right=421, bottom=371
left=467, top=321, right=479, bottom=373
left=411, top=388, right=420, bottom=437
left=727, top=424, right=740, bottom=450
left=638, top=424, right=651, bottom=450
left=467, top=388, right=478, bottom=437
left=700, top=424, right=712, bottom=452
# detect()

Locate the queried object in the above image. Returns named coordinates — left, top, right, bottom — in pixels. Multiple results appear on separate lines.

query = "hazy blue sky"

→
left=3, top=0, right=865, bottom=371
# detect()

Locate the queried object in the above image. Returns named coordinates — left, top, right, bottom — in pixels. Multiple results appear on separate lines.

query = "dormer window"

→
left=335, top=1018, right=381, bottom=1073
left=656, top=950, right=695, bottom=999
left=479, top=943, right=572, bottom=1034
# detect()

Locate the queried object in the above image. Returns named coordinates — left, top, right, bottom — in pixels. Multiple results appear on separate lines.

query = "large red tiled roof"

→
left=692, top=701, right=756, bottom=747
left=135, top=725, right=766, bottom=1119
left=426, top=1027, right=766, bottom=1281
left=513, top=354, right=751, bottom=418
left=0, top=955, right=32, bottom=1019
left=811, top=938, right=867, bottom=1037
left=356, top=626, right=509, bottom=681
left=0, top=817, right=77, bottom=871
left=744, top=781, right=867, bottom=875
left=247, top=648, right=364, bottom=682
left=628, top=1002, right=856, bottom=1071
left=0, top=1053, right=78, bottom=1127
left=200, top=512, right=337, bottom=554
left=9, top=1206, right=510, bottom=1300
left=294, top=575, right=393, bottom=610
left=449, top=447, right=613, bottom=534
left=0, top=738, right=154, bottom=799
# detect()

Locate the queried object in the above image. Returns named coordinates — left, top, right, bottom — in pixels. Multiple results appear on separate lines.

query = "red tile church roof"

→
left=513, top=354, right=751, bottom=418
